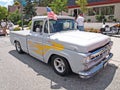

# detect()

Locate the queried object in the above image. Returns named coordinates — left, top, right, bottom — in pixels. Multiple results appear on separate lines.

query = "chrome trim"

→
left=90, top=41, right=113, bottom=61
left=79, top=53, right=113, bottom=79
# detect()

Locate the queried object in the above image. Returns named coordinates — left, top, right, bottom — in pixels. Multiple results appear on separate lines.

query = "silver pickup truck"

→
left=10, top=16, right=113, bottom=78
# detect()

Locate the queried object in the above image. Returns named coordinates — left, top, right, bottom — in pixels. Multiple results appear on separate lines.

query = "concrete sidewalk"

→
left=109, top=35, right=120, bottom=66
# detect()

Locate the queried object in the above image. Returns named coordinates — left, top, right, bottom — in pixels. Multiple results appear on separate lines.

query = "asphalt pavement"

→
left=0, top=35, right=120, bottom=90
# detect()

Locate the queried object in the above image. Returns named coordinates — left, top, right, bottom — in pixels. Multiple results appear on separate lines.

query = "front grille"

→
left=89, top=42, right=109, bottom=53
left=84, top=41, right=112, bottom=71
left=90, top=41, right=112, bottom=62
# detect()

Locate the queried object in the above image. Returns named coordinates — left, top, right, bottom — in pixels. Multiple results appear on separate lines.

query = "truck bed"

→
left=10, top=30, right=30, bottom=53
left=10, top=30, right=30, bottom=36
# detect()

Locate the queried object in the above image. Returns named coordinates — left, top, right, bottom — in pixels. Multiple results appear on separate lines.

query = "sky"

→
left=0, top=0, right=14, bottom=7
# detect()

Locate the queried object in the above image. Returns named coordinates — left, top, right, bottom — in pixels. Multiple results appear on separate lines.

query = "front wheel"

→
left=51, top=55, right=71, bottom=76
left=15, top=41, right=24, bottom=54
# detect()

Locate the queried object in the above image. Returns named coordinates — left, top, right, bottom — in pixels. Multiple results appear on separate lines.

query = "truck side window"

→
left=44, top=20, right=55, bottom=33
left=44, top=21, right=48, bottom=33
left=33, top=20, right=43, bottom=32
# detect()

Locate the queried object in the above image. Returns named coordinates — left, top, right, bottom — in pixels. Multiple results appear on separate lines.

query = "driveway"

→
left=0, top=36, right=120, bottom=90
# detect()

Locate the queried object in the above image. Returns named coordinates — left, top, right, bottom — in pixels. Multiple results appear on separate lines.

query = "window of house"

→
left=87, top=6, right=114, bottom=16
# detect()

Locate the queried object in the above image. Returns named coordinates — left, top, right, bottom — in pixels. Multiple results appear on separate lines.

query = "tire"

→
left=15, top=41, right=24, bottom=54
left=51, top=55, right=71, bottom=76
left=100, top=28, right=105, bottom=34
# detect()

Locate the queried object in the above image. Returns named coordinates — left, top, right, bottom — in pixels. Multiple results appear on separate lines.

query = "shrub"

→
left=104, top=18, right=107, bottom=22
left=26, top=27, right=31, bottom=30
left=85, top=28, right=100, bottom=33
left=14, top=27, right=21, bottom=31
left=113, top=18, right=117, bottom=22
left=87, top=19, right=91, bottom=22
left=96, top=15, right=105, bottom=22
left=17, top=20, right=29, bottom=27
left=28, top=20, right=32, bottom=27
left=24, top=20, right=29, bottom=26
left=27, top=20, right=32, bottom=29
left=17, top=20, right=22, bottom=27
left=108, top=15, right=114, bottom=21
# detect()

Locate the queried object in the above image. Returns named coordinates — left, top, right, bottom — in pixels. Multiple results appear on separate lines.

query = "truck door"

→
left=27, top=20, right=44, bottom=61
left=42, top=20, right=54, bottom=60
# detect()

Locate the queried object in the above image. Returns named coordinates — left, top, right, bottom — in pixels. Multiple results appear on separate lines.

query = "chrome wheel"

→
left=54, top=58, right=65, bottom=73
left=16, top=42, right=21, bottom=52
left=15, top=41, right=23, bottom=54
left=51, top=55, right=71, bottom=76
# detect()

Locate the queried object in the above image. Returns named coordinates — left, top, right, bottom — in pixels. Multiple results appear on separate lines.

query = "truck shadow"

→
left=9, top=50, right=118, bottom=90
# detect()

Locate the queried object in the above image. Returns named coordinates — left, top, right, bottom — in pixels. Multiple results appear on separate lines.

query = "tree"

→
left=8, top=10, right=21, bottom=24
left=23, top=0, right=37, bottom=20
left=14, top=0, right=27, bottom=7
left=0, top=6, right=8, bottom=21
left=49, top=0, right=68, bottom=15
left=75, top=0, right=88, bottom=14
left=42, top=0, right=54, bottom=6
left=35, top=0, right=53, bottom=6
left=14, top=1, right=21, bottom=6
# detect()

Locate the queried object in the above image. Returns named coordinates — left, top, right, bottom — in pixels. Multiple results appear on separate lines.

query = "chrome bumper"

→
left=79, top=53, right=113, bottom=79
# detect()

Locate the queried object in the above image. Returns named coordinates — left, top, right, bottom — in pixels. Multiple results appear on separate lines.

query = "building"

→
left=8, top=6, right=68, bottom=16
left=8, top=5, right=22, bottom=13
left=68, top=0, right=120, bottom=22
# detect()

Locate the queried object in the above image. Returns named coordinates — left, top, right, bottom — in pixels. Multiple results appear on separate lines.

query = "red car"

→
left=0, top=28, right=5, bottom=36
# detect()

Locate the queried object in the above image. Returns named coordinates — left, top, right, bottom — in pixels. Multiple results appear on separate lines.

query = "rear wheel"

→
left=51, top=55, right=71, bottom=76
left=15, top=41, right=23, bottom=54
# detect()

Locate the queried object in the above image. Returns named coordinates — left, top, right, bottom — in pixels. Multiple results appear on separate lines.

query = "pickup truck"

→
left=10, top=16, right=113, bottom=78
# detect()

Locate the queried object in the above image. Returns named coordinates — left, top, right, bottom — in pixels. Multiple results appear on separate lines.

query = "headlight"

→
left=83, top=54, right=92, bottom=70
left=85, top=54, right=92, bottom=63
left=85, top=56, right=91, bottom=63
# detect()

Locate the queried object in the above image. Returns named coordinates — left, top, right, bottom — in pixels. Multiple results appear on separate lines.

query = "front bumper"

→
left=79, top=53, right=113, bottom=79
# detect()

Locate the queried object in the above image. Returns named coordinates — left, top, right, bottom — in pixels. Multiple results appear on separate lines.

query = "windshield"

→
left=49, top=19, right=77, bottom=33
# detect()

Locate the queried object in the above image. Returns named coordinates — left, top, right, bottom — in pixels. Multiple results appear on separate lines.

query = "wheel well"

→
left=14, top=40, right=17, bottom=44
left=48, top=54, right=56, bottom=64
left=48, top=54, right=72, bottom=71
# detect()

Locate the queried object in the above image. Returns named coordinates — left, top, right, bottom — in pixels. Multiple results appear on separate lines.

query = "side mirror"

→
left=36, top=28, right=40, bottom=32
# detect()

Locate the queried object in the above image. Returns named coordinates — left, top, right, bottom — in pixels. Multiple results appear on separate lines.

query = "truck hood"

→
left=50, top=30, right=110, bottom=53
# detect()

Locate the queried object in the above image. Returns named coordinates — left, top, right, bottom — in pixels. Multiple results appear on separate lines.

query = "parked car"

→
left=0, top=27, right=5, bottom=36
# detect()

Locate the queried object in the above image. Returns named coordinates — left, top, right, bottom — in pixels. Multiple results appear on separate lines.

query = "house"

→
left=68, top=0, right=120, bottom=22
left=8, top=0, right=120, bottom=22
left=8, top=5, right=22, bottom=13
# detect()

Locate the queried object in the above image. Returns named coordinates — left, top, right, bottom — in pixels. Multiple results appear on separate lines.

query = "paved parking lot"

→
left=0, top=35, right=120, bottom=90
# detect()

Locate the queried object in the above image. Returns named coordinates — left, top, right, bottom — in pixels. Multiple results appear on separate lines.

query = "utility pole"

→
left=21, top=6, right=24, bottom=30
left=20, top=0, right=27, bottom=30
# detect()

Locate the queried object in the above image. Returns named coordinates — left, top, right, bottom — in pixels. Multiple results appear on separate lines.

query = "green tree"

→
left=8, top=10, right=21, bottom=24
left=75, top=0, right=88, bottom=14
left=33, top=0, right=53, bottom=6
left=23, top=0, right=36, bottom=20
left=0, top=6, right=8, bottom=21
left=41, top=0, right=53, bottom=6
left=49, top=0, right=68, bottom=15
left=14, top=0, right=21, bottom=4
left=14, top=1, right=20, bottom=6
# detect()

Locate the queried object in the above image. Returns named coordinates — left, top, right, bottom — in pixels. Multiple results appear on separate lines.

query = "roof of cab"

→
left=32, top=15, right=74, bottom=20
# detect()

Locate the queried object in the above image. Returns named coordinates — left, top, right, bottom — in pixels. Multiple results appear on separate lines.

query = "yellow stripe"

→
left=28, top=40, right=64, bottom=56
